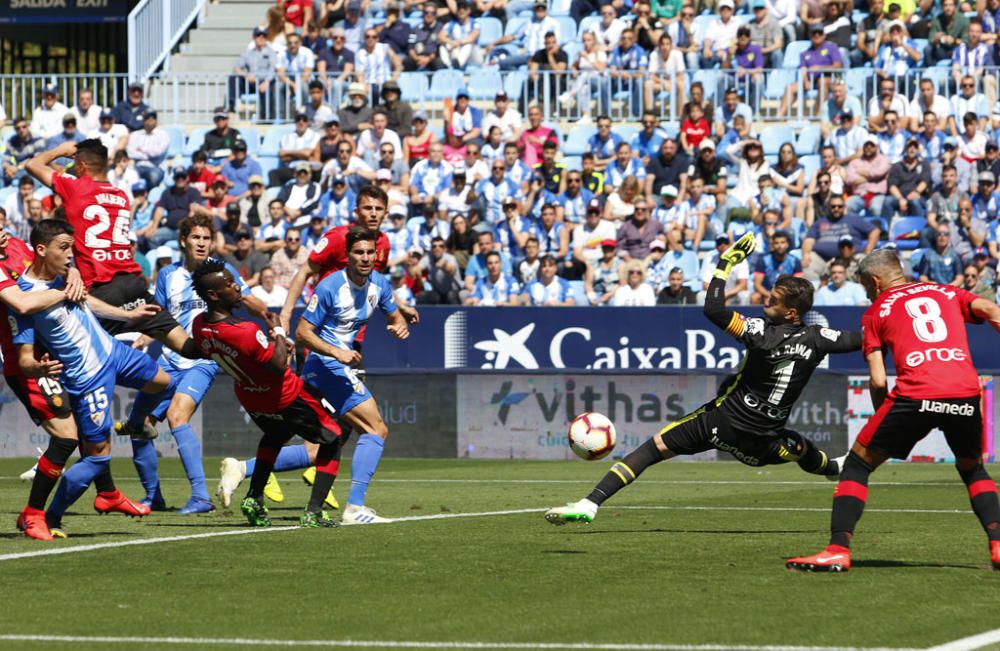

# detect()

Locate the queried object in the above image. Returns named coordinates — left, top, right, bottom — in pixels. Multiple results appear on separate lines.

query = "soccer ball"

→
left=568, top=412, right=617, bottom=460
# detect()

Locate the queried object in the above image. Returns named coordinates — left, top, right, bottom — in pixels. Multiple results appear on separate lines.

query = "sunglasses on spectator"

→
left=286, top=237, right=300, bottom=242
left=830, top=203, right=845, bottom=209
left=634, top=207, right=648, bottom=212
left=765, top=220, right=779, bottom=226
left=504, top=204, right=517, bottom=210
left=962, top=83, right=975, bottom=88
left=819, top=179, right=830, bottom=185
left=568, top=178, right=581, bottom=183
left=493, top=166, right=505, bottom=171
left=628, top=270, right=643, bottom=275
left=381, top=148, right=394, bottom=154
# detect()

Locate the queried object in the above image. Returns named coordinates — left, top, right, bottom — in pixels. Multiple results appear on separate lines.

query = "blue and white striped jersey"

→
left=410, top=159, right=453, bottom=198
left=302, top=269, right=398, bottom=359
left=473, top=273, right=521, bottom=305
left=356, top=43, right=394, bottom=84
left=13, top=273, right=115, bottom=390
left=477, top=177, right=521, bottom=224
left=156, top=260, right=250, bottom=370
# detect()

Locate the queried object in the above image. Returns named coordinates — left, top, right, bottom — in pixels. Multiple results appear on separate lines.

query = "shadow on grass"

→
left=145, top=522, right=246, bottom=529
left=566, top=528, right=818, bottom=535
left=852, top=559, right=983, bottom=570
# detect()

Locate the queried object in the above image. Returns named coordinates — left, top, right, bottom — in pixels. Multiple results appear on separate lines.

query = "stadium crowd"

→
left=3, top=0, right=1000, bottom=308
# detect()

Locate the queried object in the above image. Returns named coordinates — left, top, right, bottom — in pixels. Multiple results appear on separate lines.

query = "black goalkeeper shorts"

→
left=89, top=272, right=180, bottom=338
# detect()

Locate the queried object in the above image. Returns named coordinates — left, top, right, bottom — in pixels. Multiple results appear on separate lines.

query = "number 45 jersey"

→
left=862, top=282, right=982, bottom=401
left=53, top=172, right=142, bottom=285
left=715, top=314, right=862, bottom=432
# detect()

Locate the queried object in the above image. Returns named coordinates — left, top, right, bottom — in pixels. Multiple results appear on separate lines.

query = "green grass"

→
left=1, top=458, right=1000, bottom=650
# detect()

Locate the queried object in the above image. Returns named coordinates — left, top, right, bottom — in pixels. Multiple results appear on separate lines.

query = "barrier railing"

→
left=127, top=0, right=205, bottom=81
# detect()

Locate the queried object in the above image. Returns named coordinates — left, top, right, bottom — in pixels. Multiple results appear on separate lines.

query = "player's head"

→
left=346, top=225, right=377, bottom=277
left=355, top=185, right=389, bottom=232
left=193, top=258, right=243, bottom=310
left=72, top=138, right=108, bottom=178
left=179, top=213, right=216, bottom=265
left=765, top=276, right=814, bottom=324
left=857, top=248, right=905, bottom=301
left=30, top=219, right=75, bottom=277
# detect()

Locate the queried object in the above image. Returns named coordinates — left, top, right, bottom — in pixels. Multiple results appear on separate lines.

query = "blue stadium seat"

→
left=257, top=156, right=280, bottom=179
left=184, top=127, right=210, bottom=155
left=692, top=69, right=720, bottom=101
left=564, top=124, right=597, bottom=156
left=616, top=125, right=639, bottom=144
left=551, top=0, right=571, bottom=15
left=555, top=17, right=576, bottom=44
left=920, top=66, right=950, bottom=92
left=692, top=15, right=716, bottom=42
left=0, top=187, right=15, bottom=206
left=889, top=216, right=927, bottom=251
left=504, top=70, right=528, bottom=101
left=505, top=16, right=529, bottom=37
left=577, top=16, right=600, bottom=40
left=470, top=69, right=503, bottom=99
left=264, top=187, right=281, bottom=202
left=911, top=39, right=928, bottom=66
left=760, top=125, right=795, bottom=157
left=763, top=69, right=796, bottom=101
left=782, top=41, right=810, bottom=68
left=661, top=121, right=679, bottom=140
left=562, top=155, right=582, bottom=171
left=478, top=17, right=503, bottom=46
left=544, top=121, right=564, bottom=145
left=259, top=124, right=295, bottom=157
left=240, top=127, right=261, bottom=155
left=909, top=246, right=928, bottom=269
left=164, top=125, right=186, bottom=158
left=563, top=41, right=582, bottom=63
left=795, top=125, right=821, bottom=156
left=398, top=72, right=430, bottom=102
left=869, top=216, right=889, bottom=238
left=800, top=154, right=821, bottom=182
left=569, top=280, right=588, bottom=305
left=429, top=69, right=466, bottom=100
left=845, top=68, right=868, bottom=98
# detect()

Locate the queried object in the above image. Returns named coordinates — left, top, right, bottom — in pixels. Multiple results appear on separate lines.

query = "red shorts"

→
left=857, top=393, right=984, bottom=460
left=247, top=383, right=342, bottom=445
left=5, top=374, right=72, bottom=425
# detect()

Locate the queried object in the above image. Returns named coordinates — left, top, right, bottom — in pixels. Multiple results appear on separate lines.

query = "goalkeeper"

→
left=545, top=233, right=863, bottom=526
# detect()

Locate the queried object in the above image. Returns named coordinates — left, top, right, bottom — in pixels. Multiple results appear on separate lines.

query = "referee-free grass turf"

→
left=0, top=457, right=999, bottom=650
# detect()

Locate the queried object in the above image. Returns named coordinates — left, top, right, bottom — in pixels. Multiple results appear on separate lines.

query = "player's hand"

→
left=54, top=141, right=78, bottom=158
left=279, top=309, right=292, bottom=334
left=131, top=334, right=154, bottom=350
left=721, top=232, right=756, bottom=267
left=34, top=353, right=63, bottom=378
left=387, top=322, right=410, bottom=340
left=125, top=304, right=162, bottom=323
left=64, top=268, right=86, bottom=303
left=333, top=348, right=362, bottom=366
left=263, top=311, right=281, bottom=330
left=399, top=304, right=420, bottom=324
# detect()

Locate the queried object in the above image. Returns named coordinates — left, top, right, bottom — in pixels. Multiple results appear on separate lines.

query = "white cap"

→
left=660, top=184, right=679, bottom=197
left=699, top=139, right=716, bottom=151
left=719, top=0, right=735, bottom=8
left=864, top=134, right=879, bottom=146
left=152, top=246, right=174, bottom=261
left=389, top=204, right=407, bottom=217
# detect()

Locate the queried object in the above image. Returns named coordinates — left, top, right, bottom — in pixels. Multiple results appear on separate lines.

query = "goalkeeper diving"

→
left=546, top=233, right=863, bottom=525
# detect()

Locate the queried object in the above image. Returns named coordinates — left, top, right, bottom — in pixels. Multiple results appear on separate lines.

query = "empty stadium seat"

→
left=692, top=69, right=721, bottom=101
left=504, top=70, right=527, bottom=101
left=478, top=17, right=503, bottom=46
left=763, top=69, right=797, bottom=101
left=259, top=124, right=295, bottom=157
left=164, top=125, right=186, bottom=158
left=505, top=16, right=528, bottom=37
left=564, top=124, right=597, bottom=156
left=470, top=69, right=503, bottom=99
left=577, top=16, right=600, bottom=40
left=429, top=69, right=465, bottom=101
left=398, top=72, right=430, bottom=102
left=782, top=41, right=810, bottom=68
left=183, top=127, right=210, bottom=155
left=909, top=246, right=928, bottom=269
left=555, top=16, right=576, bottom=43
left=795, top=125, right=821, bottom=156
left=800, top=154, right=821, bottom=181
left=240, top=127, right=261, bottom=155
left=562, top=155, right=582, bottom=170
left=568, top=280, right=588, bottom=305
left=551, top=0, right=571, bottom=15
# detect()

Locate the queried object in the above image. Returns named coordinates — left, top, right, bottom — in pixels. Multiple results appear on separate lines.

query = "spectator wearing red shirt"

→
left=680, top=102, right=710, bottom=155
left=281, top=0, right=313, bottom=31
left=194, top=174, right=238, bottom=219
left=188, top=151, right=215, bottom=196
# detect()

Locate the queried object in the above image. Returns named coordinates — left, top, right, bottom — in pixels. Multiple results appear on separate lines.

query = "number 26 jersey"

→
left=862, top=282, right=982, bottom=400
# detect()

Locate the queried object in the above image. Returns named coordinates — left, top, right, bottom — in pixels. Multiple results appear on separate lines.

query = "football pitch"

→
left=1, top=457, right=1000, bottom=651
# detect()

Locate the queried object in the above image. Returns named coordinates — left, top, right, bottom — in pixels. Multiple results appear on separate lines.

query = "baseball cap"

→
left=213, top=108, right=229, bottom=120
left=838, top=235, right=855, bottom=246
left=943, top=136, right=959, bottom=149
left=348, top=82, right=366, bottom=97
left=495, top=90, right=509, bottom=101
left=131, top=180, right=148, bottom=194
left=389, top=204, right=407, bottom=217
left=719, top=0, right=734, bottom=8
left=332, top=173, right=347, bottom=185
left=99, top=110, right=113, bottom=121
left=752, top=0, right=767, bottom=7
left=407, top=245, right=424, bottom=256
left=294, top=161, right=312, bottom=173
left=660, top=184, right=679, bottom=197
left=649, top=240, right=666, bottom=251
left=534, top=0, right=548, bottom=6
left=809, top=23, right=824, bottom=34
left=840, top=110, right=854, bottom=121
left=236, top=230, right=253, bottom=240
left=232, top=139, right=248, bottom=152
left=375, top=168, right=393, bottom=181
left=62, top=114, right=76, bottom=125
left=225, top=202, right=242, bottom=216
left=252, top=27, right=268, bottom=37
left=42, top=83, right=58, bottom=96
left=974, top=246, right=990, bottom=258
left=212, top=174, right=229, bottom=187
left=142, top=108, right=158, bottom=120
left=308, top=80, right=325, bottom=92
left=324, top=114, right=341, bottom=126
left=587, top=198, right=602, bottom=212
left=600, top=239, right=617, bottom=248
left=453, top=163, right=467, bottom=176
left=884, top=19, right=905, bottom=31
left=864, top=134, right=879, bottom=146
left=979, top=171, right=996, bottom=184
left=127, top=81, right=144, bottom=92
left=330, top=27, right=347, bottom=37
left=173, top=165, right=188, bottom=178
left=988, top=142, right=999, bottom=152
left=456, top=88, right=470, bottom=99
left=715, top=234, right=731, bottom=245
left=413, top=109, right=428, bottom=122
left=294, top=111, right=309, bottom=122
left=347, top=0, right=362, bottom=11
left=153, top=246, right=174, bottom=261
left=248, top=175, right=265, bottom=186
left=381, top=80, right=401, bottom=95
left=699, top=139, right=716, bottom=151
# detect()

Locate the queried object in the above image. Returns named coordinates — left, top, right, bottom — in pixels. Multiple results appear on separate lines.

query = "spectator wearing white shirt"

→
left=948, top=74, right=989, bottom=136
left=956, top=112, right=988, bottom=192
left=250, top=266, right=289, bottom=307
left=357, top=27, right=402, bottom=102
left=699, top=0, right=741, bottom=70
left=589, top=5, right=627, bottom=52
left=276, top=162, right=322, bottom=220
left=483, top=0, right=559, bottom=70
left=271, top=112, right=321, bottom=187
left=68, top=88, right=102, bottom=136
left=481, top=91, right=523, bottom=144
left=645, top=33, right=685, bottom=116
left=828, top=111, right=868, bottom=165
left=698, top=234, right=749, bottom=304
left=766, top=0, right=798, bottom=47
left=125, top=109, right=170, bottom=188
left=357, top=109, right=403, bottom=167
left=813, top=260, right=869, bottom=305
left=907, top=78, right=950, bottom=133
left=572, top=200, right=618, bottom=267
left=438, top=2, right=482, bottom=70
left=320, top=142, right=374, bottom=194
left=29, top=84, right=69, bottom=141
left=3, top=176, right=39, bottom=235
left=867, top=77, right=908, bottom=131
left=611, top=260, right=656, bottom=306
left=91, top=110, right=129, bottom=157
left=465, top=251, right=521, bottom=306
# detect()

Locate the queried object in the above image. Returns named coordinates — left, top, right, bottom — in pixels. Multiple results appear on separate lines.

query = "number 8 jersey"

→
left=862, top=282, right=982, bottom=400
left=53, top=172, right=142, bottom=285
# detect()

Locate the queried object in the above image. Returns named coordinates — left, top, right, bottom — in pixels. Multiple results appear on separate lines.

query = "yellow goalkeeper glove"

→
left=713, top=232, right=757, bottom=280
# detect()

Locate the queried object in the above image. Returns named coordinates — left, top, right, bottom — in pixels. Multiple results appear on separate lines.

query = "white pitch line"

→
left=925, top=627, right=1000, bottom=651
left=616, top=506, right=971, bottom=515
left=0, top=634, right=919, bottom=650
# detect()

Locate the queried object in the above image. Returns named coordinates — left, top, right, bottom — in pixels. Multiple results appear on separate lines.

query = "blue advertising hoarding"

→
left=347, top=306, right=1000, bottom=373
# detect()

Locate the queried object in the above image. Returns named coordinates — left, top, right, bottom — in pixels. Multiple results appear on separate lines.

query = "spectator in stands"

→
left=481, top=92, right=522, bottom=147
left=44, top=114, right=85, bottom=169
left=751, top=229, right=801, bottom=304
left=588, top=116, right=623, bottom=171
left=605, top=143, right=646, bottom=193
left=533, top=141, right=566, bottom=195
left=521, top=254, right=575, bottom=306
left=229, top=28, right=277, bottom=119
left=465, top=250, right=521, bottom=306
left=416, top=236, right=462, bottom=305
left=516, top=104, right=557, bottom=168
left=445, top=88, right=483, bottom=159
left=882, top=138, right=931, bottom=218
left=827, top=235, right=865, bottom=280
left=403, top=110, right=435, bottom=165
left=316, top=27, right=356, bottom=94
left=644, top=138, right=692, bottom=200
left=951, top=20, right=995, bottom=112
left=277, top=32, right=317, bottom=112
left=445, top=214, right=475, bottom=271
left=269, top=226, right=309, bottom=289
left=280, top=0, right=313, bottom=33
left=680, top=103, right=711, bottom=156
left=681, top=177, right=718, bottom=246
left=610, top=28, right=648, bottom=119
left=829, top=112, right=867, bottom=167
left=439, top=2, right=482, bottom=70
left=202, top=108, right=244, bottom=161
left=699, top=233, right=749, bottom=304
left=108, top=150, right=140, bottom=200
left=126, top=109, right=169, bottom=189
left=3, top=176, right=36, bottom=235
left=272, top=112, right=320, bottom=186
left=814, top=260, right=869, bottom=305
left=918, top=225, right=965, bottom=285
left=68, top=88, right=101, bottom=135
left=3, top=118, right=42, bottom=185
left=406, top=7, right=444, bottom=72
left=767, top=147, right=804, bottom=208
left=927, top=0, right=967, bottom=66
left=485, top=0, right=558, bottom=70
left=667, top=7, right=699, bottom=72
left=713, top=88, right=753, bottom=141
left=589, top=4, right=627, bottom=52
left=924, top=163, right=966, bottom=246
left=580, top=152, right=606, bottom=196
left=340, top=82, right=374, bottom=137
left=215, top=203, right=245, bottom=254
left=821, top=79, right=864, bottom=141
left=257, top=199, right=292, bottom=253
left=874, top=21, right=920, bottom=87
left=571, top=199, right=616, bottom=264
left=527, top=31, right=569, bottom=108
left=437, top=167, right=475, bottom=220
left=908, top=80, right=950, bottom=135
left=375, top=80, right=412, bottom=138
left=477, top=158, right=520, bottom=224
left=633, top=1, right=667, bottom=53
left=688, top=139, right=727, bottom=211
left=726, top=27, right=765, bottom=101
left=949, top=75, right=989, bottom=136
left=221, top=141, right=262, bottom=199
left=335, top=1, right=364, bottom=53
left=656, top=266, right=697, bottom=304
left=188, top=151, right=215, bottom=196
left=581, top=239, right=616, bottom=304
left=410, top=142, right=453, bottom=207
left=866, top=78, right=907, bottom=133
left=630, top=113, right=668, bottom=170
left=150, top=167, right=203, bottom=247
left=963, top=263, right=996, bottom=301
left=251, top=266, right=290, bottom=308
left=845, top=135, right=890, bottom=217
left=316, top=173, right=356, bottom=225
left=780, top=25, right=842, bottom=116
left=684, top=86, right=718, bottom=126
left=375, top=142, right=410, bottom=195
left=130, top=181, right=155, bottom=245
left=725, top=138, right=770, bottom=211
left=970, top=170, right=999, bottom=221
left=662, top=232, right=701, bottom=292
left=604, top=175, right=641, bottom=222
left=970, top=249, right=997, bottom=292
left=608, top=261, right=654, bottom=306
left=699, top=0, right=739, bottom=69
left=876, top=110, right=908, bottom=164
left=617, top=198, right=663, bottom=261
left=357, top=109, right=403, bottom=166
left=957, top=111, right=987, bottom=191
left=530, top=201, right=569, bottom=260
left=225, top=230, right=268, bottom=286
left=29, top=84, right=68, bottom=141
left=114, top=82, right=149, bottom=132
left=194, top=174, right=239, bottom=219
left=494, top=197, right=529, bottom=259
left=277, top=162, right=322, bottom=219
left=358, top=27, right=402, bottom=102
left=92, top=110, right=128, bottom=159
left=747, top=0, right=784, bottom=69
left=385, top=205, right=413, bottom=266
left=644, top=35, right=685, bottom=120
left=378, top=4, right=412, bottom=58
left=801, top=194, right=880, bottom=280
left=556, top=169, right=594, bottom=225
left=464, top=227, right=510, bottom=287
left=854, top=0, right=886, bottom=67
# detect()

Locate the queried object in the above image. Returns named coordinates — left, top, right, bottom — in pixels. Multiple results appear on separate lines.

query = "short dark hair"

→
left=268, top=199, right=284, bottom=209
left=356, top=183, right=389, bottom=208
left=74, top=138, right=107, bottom=170
left=180, top=213, right=216, bottom=240
left=773, top=275, right=814, bottom=315
left=771, top=230, right=790, bottom=244
left=485, top=250, right=501, bottom=263
left=192, top=258, right=228, bottom=302
left=346, top=224, right=376, bottom=251
left=192, top=150, right=208, bottom=163
left=30, top=218, right=74, bottom=248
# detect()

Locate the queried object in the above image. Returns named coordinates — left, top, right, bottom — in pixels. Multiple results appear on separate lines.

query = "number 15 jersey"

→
left=862, top=282, right=982, bottom=400
left=53, top=172, right=142, bottom=285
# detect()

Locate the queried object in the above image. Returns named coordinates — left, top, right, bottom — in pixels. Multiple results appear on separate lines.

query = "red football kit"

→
left=308, top=224, right=390, bottom=281
left=51, top=172, right=142, bottom=286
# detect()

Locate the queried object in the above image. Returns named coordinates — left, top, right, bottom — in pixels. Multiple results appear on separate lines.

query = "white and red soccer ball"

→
left=568, top=412, right=617, bottom=460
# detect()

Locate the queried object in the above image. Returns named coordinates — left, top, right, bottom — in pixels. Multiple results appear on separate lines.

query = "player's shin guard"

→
left=829, top=452, right=874, bottom=549
left=308, top=442, right=341, bottom=513
left=244, top=444, right=311, bottom=476
left=172, top=424, right=209, bottom=502
left=248, top=434, right=287, bottom=499
left=27, top=437, right=77, bottom=510
left=131, top=438, right=160, bottom=501
left=348, top=434, right=384, bottom=507
left=47, top=455, right=111, bottom=521
left=958, top=464, right=1000, bottom=541
left=586, top=437, right=662, bottom=506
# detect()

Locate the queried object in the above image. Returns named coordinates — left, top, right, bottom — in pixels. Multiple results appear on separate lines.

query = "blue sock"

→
left=47, top=455, right=110, bottom=521
left=244, top=444, right=310, bottom=477
left=348, top=434, right=385, bottom=507
left=127, top=391, right=162, bottom=431
left=131, top=438, right=160, bottom=501
left=173, top=424, right=209, bottom=502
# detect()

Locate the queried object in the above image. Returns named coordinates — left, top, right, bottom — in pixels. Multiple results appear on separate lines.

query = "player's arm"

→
left=16, top=343, right=63, bottom=379
left=85, top=294, right=161, bottom=322
left=25, top=141, right=79, bottom=188
left=703, top=233, right=756, bottom=336
left=817, top=328, right=863, bottom=353
left=970, top=297, right=1000, bottom=333
left=240, top=294, right=270, bottom=321
left=280, top=257, right=322, bottom=332
left=261, top=311, right=290, bottom=374
left=295, top=317, right=360, bottom=365
left=0, top=284, right=72, bottom=315
left=866, top=349, right=889, bottom=409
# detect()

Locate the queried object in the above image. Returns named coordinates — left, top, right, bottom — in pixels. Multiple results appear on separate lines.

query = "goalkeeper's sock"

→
left=243, top=444, right=311, bottom=476
left=173, top=424, right=209, bottom=502
left=348, top=434, right=385, bottom=507
left=308, top=442, right=340, bottom=513
left=27, top=437, right=77, bottom=510
left=130, top=438, right=161, bottom=501
left=829, top=452, right=874, bottom=549
left=47, top=455, right=110, bottom=521
left=586, top=437, right=662, bottom=506
left=958, top=464, right=1000, bottom=542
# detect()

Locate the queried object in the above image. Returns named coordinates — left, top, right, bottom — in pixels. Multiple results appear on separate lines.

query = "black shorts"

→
left=89, top=272, right=180, bottom=338
left=6, top=373, right=72, bottom=425
left=248, top=384, right=341, bottom=446
left=857, top=394, right=983, bottom=460
left=659, top=402, right=802, bottom=467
